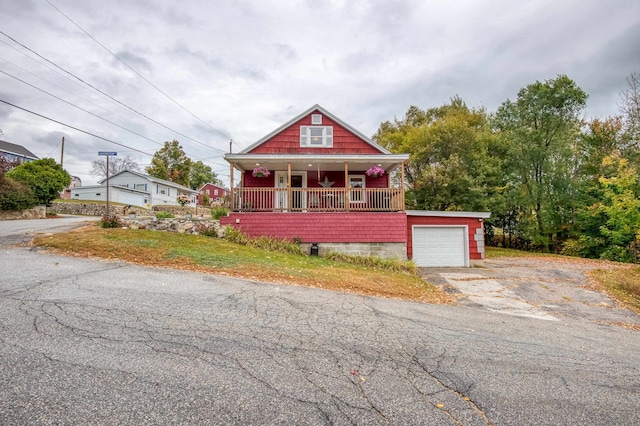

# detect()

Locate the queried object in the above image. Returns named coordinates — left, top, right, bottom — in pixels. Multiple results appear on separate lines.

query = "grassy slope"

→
left=32, top=226, right=451, bottom=304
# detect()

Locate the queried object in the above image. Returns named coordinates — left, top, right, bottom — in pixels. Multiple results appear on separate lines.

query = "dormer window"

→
left=300, top=126, right=333, bottom=148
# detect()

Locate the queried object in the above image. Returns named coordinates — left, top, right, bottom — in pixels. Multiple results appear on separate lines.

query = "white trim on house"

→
left=406, top=210, right=491, bottom=219
left=225, top=153, right=409, bottom=173
left=274, top=171, right=308, bottom=210
left=300, top=125, right=333, bottom=148
left=348, top=174, right=366, bottom=203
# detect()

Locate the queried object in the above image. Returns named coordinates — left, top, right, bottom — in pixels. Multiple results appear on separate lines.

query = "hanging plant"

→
left=252, top=166, right=271, bottom=178
left=365, top=165, right=385, bottom=178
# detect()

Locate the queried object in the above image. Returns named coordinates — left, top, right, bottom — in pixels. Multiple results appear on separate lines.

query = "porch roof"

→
left=225, top=153, right=410, bottom=172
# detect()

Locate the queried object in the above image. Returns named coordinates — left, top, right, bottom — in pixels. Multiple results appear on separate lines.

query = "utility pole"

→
left=98, top=151, right=117, bottom=216
left=60, top=136, right=64, bottom=167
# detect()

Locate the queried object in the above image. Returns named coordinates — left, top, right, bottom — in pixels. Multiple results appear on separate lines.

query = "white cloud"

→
left=0, top=0, right=638, bottom=186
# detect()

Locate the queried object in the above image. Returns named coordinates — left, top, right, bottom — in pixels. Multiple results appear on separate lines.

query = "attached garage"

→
left=407, top=211, right=491, bottom=267
left=412, top=226, right=468, bottom=267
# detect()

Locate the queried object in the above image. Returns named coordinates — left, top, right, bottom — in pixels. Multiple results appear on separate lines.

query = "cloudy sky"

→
left=1, top=0, right=639, bottom=186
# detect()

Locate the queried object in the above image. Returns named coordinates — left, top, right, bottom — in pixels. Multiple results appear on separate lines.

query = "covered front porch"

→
left=225, top=154, right=408, bottom=213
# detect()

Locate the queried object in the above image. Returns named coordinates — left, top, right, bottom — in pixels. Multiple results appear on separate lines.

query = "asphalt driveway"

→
left=420, top=257, right=640, bottom=326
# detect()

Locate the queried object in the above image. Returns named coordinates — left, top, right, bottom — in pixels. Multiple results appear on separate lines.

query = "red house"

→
left=197, top=183, right=228, bottom=205
left=222, top=105, right=489, bottom=266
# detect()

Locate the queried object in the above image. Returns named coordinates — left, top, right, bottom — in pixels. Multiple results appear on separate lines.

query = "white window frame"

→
left=311, top=114, right=322, bottom=125
left=348, top=174, right=366, bottom=203
left=300, top=126, right=333, bottom=148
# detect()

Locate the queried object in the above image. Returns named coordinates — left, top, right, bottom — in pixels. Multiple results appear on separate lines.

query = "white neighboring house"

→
left=70, top=170, right=197, bottom=209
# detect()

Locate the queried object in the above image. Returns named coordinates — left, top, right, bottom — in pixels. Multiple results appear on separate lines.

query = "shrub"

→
left=221, top=226, right=303, bottom=255
left=155, top=211, right=174, bottom=218
left=0, top=175, right=38, bottom=211
left=222, top=225, right=249, bottom=245
left=197, top=226, right=218, bottom=237
left=98, top=214, right=122, bottom=228
left=248, top=236, right=304, bottom=255
left=211, top=206, right=229, bottom=220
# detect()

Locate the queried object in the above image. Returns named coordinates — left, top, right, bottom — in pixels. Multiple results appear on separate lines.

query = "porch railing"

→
left=231, top=187, right=404, bottom=212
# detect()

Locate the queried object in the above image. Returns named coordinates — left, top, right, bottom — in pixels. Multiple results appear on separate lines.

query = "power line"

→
left=0, top=55, right=187, bottom=144
left=0, top=69, right=164, bottom=147
left=44, top=0, right=239, bottom=149
left=0, top=29, right=229, bottom=154
left=0, top=98, right=152, bottom=156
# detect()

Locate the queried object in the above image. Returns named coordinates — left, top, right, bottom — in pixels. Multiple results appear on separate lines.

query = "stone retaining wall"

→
left=48, top=202, right=214, bottom=218
left=0, top=205, right=46, bottom=220
left=151, top=205, right=212, bottom=217
left=48, top=202, right=122, bottom=217
left=121, top=216, right=222, bottom=236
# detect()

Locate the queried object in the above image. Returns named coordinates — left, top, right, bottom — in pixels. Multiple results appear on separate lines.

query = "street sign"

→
left=98, top=151, right=117, bottom=156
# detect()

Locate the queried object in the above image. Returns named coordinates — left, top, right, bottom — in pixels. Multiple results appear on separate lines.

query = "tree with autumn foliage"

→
left=146, top=140, right=192, bottom=187
left=374, top=97, right=504, bottom=212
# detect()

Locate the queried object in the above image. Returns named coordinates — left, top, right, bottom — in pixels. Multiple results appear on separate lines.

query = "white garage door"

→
left=412, top=226, right=467, bottom=267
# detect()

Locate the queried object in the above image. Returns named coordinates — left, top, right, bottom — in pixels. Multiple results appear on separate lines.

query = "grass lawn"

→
left=32, top=226, right=451, bottom=304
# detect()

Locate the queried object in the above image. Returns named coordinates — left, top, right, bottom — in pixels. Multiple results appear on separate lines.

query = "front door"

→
left=274, top=171, right=307, bottom=211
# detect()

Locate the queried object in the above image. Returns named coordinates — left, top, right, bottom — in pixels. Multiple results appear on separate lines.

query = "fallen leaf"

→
left=436, top=403, right=444, bottom=409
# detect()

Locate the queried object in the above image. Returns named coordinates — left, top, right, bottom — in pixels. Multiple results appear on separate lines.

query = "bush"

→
left=222, top=226, right=249, bottom=245
left=211, top=206, right=229, bottom=220
left=155, top=211, right=174, bottom=218
left=221, top=226, right=303, bottom=255
left=0, top=175, right=38, bottom=211
left=98, top=214, right=122, bottom=228
left=197, top=226, right=218, bottom=237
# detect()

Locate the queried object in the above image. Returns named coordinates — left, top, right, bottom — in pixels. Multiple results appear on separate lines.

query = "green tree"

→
left=494, top=75, right=587, bottom=250
left=6, top=158, right=70, bottom=204
left=374, top=97, right=502, bottom=212
left=188, top=160, right=221, bottom=190
left=146, top=140, right=192, bottom=187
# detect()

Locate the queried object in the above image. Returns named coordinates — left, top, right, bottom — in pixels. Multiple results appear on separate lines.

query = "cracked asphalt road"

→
left=1, top=219, right=639, bottom=424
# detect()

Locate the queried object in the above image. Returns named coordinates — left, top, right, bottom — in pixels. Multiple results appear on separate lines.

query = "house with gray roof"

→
left=0, top=140, right=39, bottom=162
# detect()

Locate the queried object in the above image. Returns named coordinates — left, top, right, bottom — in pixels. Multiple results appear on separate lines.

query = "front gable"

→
left=245, top=105, right=388, bottom=155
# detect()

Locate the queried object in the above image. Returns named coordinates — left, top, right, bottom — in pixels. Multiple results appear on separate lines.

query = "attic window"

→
left=311, top=114, right=322, bottom=125
left=300, top=126, right=333, bottom=148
